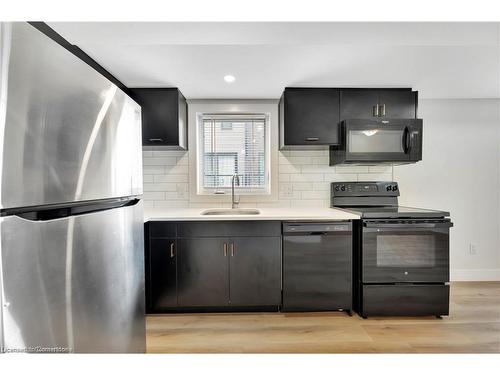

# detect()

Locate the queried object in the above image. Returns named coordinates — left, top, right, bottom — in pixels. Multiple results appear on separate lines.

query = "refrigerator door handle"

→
left=6, top=198, right=140, bottom=222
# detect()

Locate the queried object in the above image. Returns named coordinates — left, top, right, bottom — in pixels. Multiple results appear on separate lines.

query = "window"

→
left=198, top=114, right=269, bottom=194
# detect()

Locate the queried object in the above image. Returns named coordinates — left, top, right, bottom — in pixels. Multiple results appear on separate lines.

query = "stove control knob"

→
left=334, top=185, right=340, bottom=191
left=386, top=185, right=391, bottom=191
left=392, top=185, right=398, bottom=191
left=340, top=185, right=346, bottom=191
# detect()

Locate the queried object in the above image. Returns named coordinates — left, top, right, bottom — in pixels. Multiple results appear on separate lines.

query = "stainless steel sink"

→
left=201, top=208, right=261, bottom=216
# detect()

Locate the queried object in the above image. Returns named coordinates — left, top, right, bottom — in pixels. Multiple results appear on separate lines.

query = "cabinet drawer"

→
left=362, top=284, right=449, bottom=316
left=177, top=221, right=281, bottom=237
left=149, top=222, right=176, bottom=238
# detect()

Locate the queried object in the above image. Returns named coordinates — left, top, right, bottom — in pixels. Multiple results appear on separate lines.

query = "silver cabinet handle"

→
left=379, top=104, right=386, bottom=117
left=231, top=243, right=235, bottom=257
left=223, top=242, right=228, bottom=257
left=170, top=242, right=175, bottom=258
left=305, top=137, right=319, bottom=141
left=148, top=138, right=164, bottom=142
left=372, top=105, right=379, bottom=117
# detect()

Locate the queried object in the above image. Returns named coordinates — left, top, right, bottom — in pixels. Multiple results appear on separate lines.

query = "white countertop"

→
left=144, top=207, right=360, bottom=222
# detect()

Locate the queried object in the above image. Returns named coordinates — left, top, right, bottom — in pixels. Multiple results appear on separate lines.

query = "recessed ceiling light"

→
left=224, top=75, right=236, bottom=83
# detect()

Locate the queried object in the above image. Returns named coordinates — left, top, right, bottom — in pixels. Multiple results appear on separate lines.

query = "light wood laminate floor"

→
left=146, top=282, right=500, bottom=353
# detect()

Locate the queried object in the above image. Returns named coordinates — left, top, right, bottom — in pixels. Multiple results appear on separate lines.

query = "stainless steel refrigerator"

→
left=0, top=22, right=145, bottom=353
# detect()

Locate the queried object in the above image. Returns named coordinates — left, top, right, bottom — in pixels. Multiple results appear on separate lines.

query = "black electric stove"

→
left=331, top=181, right=453, bottom=318
left=331, top=181, right=449, bottom=219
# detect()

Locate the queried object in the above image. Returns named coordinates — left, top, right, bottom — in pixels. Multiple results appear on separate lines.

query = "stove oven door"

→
left=361, top=220, right=452, bottom=283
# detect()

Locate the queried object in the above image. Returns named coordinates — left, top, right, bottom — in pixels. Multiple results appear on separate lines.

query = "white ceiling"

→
left=48, top=22, right=500, bottom=99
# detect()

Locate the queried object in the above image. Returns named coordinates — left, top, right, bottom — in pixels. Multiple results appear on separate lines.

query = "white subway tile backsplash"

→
left=357, top=173, right=393, bottom=182
left=323, top=173, right=358, bottom=182
left=143, top=166, right=166, bottom=175
left=142, top=148, right=393, bottom=208
left=300, top=165, right=335, bottom=174
left=291, top=182, right=313, bottom=191
left=290, top=199, right=328, bottom=208
left=164, top=164, right=189, bottom=174
left=279, top=164, right=301, bottom=174
left=143, top=191, right=165, bottom=200
left=289, top=173, right=324, bottom=182
left=301, top=190, right=330, bottom=200
left=154, top=174, right=189, bottom=183
left=335, top=165, right=369, bottom=174
left=143, top=175, right=154, bottom=183
left=143, top=157, right=177, bottom=166
left=143, top=183, right=178, bottom=192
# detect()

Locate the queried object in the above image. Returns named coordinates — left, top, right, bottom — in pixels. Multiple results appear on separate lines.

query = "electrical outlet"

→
left=468, top=243, right=477, bottom=255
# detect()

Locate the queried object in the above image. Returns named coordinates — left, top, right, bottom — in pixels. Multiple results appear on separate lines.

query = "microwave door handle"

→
left=402, top=126, right=411, bottom=154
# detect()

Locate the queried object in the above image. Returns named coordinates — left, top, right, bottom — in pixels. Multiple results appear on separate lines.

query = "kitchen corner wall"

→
left=142, top=148, right=393, bottom=209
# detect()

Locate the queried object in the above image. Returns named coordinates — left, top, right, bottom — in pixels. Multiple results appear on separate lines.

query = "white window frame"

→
left=196, top=112, right=271, bottom=196
left=187, top=100, right=279, bottom=204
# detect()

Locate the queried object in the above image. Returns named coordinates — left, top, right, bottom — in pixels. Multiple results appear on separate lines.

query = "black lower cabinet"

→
left=360, top=284, right=449, bottom=317
left=229, top=237, right=281, bottom=306
left=150, top=238, right=177, bottom=310
left=177, top=238, right=229, bottom=307
left=147, top=221, right=282, bottom=312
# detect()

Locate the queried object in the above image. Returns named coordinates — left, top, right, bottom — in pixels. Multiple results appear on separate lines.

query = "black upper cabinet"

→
left=378, top=90, right=417, bottom=118
left=340, top=88, right=417, bottom=120
left=130, top=88, right=187, bottom=149
left=340, top=89, right=379, bottom=119
left=279, top=88, right=340, bottom=149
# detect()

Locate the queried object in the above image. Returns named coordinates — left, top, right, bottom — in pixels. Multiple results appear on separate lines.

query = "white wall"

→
left=394, top=99, right=500, bottom=281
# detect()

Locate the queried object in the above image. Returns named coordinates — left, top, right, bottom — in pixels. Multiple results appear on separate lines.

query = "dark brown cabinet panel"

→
left=378, top=90, right=417, bottom=118
left=361, top=284, right=449, bottom=317
left=340, top=89, right=379, bottom=120
left=340, top=88, right=417, bottom=120
left=150, top=238, right=177, bottom=310
left=279, top=88, right=340, bottom=149
left=229, top=237, right=281, bottom=306
left=130, top=88, right=187, bottom=149
left=177, top=238, right=229, bottom=307
left=177, top=221, right=281, bottom=238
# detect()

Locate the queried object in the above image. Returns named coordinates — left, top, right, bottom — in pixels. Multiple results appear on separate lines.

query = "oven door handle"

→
left=364, top=222, right=453, bottom=229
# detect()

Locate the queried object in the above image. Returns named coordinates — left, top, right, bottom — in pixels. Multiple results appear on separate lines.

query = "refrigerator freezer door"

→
left=0, top=22, right=143, bottom=210
left=0, top=200, right=145, bottom=353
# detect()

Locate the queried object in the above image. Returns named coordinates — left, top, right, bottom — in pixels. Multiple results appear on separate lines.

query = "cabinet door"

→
left=283, top=88, right=340, bottom=145
left=378, top=90, right=417, bottom=118
left=131, top=88, right=180, bottom=147
left=150, top=238, right=177, bottom=310
left=229, top=237, right=281, bottom=306
left=177, top=238, right=229, bottom=307
left=340, top=89, right=379, bottom=120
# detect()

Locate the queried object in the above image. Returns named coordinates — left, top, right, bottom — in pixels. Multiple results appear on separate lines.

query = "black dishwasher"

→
left=282, top=221, right=352, bottom=314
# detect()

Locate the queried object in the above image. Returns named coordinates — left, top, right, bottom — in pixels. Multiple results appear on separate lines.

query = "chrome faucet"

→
left=231, top=174, right=240, bottom=209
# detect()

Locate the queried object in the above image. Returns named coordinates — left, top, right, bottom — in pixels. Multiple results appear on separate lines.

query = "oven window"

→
left=349, top=129, right=404, bottom=153
left=376, top=235, right=436, bottom=267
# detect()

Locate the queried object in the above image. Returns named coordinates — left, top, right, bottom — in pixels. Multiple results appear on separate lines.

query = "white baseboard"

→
left=451, top=268, right=500, bottom=281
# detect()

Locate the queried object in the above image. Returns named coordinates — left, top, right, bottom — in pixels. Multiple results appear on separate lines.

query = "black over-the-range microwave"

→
left=329, top=119, right=423, bottom=165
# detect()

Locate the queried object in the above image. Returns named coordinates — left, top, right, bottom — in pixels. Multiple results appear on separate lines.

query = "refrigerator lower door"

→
left=0, top=200, right=145, bottom=353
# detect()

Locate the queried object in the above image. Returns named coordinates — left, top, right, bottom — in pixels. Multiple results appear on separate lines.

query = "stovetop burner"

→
left=330, top=181, right=450, bottom=219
